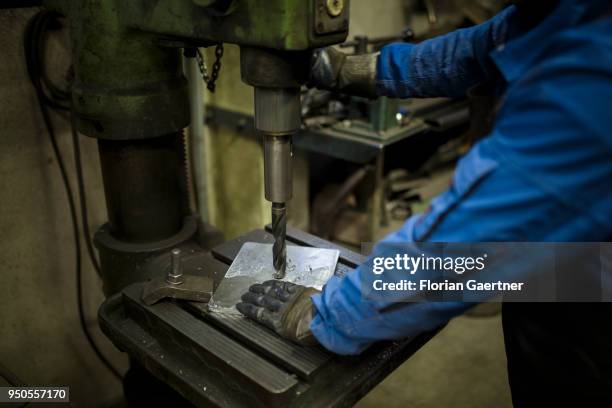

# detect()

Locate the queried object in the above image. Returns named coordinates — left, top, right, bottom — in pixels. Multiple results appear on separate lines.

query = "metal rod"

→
left=167, top=248, right=184, bottom=285
left=185, top=49, right=211, bottom=222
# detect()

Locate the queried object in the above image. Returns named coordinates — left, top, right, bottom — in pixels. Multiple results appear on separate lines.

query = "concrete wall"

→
left=0, top=9, right=125, bottom=405
left=349, top=0, right=409, bottom=39
left=200, top=44, right=271, bottom=240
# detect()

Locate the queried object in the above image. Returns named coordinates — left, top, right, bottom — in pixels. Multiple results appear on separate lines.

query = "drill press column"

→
left=255, top=87, right=300, bottom=279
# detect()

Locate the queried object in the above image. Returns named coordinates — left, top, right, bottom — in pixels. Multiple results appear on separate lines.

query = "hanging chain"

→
left=195, top=44, right=224, bottom=93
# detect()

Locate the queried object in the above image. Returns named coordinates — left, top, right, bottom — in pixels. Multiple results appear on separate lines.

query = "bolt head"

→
left=326, top=0, right=344, bottom=17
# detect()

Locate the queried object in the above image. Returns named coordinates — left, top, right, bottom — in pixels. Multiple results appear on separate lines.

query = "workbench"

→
left=99, top=227, right=436, bottom=407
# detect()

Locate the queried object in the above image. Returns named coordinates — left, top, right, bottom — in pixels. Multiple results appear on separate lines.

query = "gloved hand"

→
left=309, top=47, right=379, bottom=99
left=236, top=280, right=320, bottom=346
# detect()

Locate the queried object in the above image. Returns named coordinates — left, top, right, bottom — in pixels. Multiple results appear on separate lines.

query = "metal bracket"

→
left=142, top=274, right=214, bottom=306
left=142, top=248, right=214, bottom=305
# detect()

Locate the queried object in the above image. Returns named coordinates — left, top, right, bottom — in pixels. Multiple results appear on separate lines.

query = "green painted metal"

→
left=47, top=0, right=189, bottom=139
left=119, top=0, right=349, bottom=51
left=46, top=0, right=349, bottom=140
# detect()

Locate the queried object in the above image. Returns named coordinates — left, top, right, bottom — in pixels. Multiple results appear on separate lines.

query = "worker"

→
left=238, top=0, right=612, bottom=405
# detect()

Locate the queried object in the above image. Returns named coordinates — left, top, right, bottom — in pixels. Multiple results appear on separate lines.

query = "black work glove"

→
left=237, top=280, right=320, bottom=346
left=310, top=47, right=379, bottom=99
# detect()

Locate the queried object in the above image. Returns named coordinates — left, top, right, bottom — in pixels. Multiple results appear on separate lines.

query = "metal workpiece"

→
left=209, top=243, right=337, bottom=313
left=271, top=203, right=287, bottom=279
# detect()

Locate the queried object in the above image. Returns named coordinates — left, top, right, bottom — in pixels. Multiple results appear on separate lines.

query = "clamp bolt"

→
left=167, top=248, right=184, bottom=285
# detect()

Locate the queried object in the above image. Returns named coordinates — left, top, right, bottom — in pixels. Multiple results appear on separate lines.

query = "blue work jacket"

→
left=310, top=0, right=612, bottom=355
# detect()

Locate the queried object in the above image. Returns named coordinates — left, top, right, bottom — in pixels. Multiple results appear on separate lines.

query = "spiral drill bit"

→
left=271, top=202, right=287, bottom=279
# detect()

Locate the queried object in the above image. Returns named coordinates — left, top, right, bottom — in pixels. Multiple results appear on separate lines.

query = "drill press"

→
left=41, top=1, right=441, bottom=404
left=45, top=0, right=351, bottom=292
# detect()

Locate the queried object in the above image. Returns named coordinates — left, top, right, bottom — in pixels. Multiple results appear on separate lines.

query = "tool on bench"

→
left=141, top=248, right=214, bottom=306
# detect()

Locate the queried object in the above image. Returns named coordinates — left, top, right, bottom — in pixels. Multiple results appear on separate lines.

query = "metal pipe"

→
left=263, top=135, right=293, bottom=203
left=185, top=49, right=211, bottom=222
left=98, top=133, right=187, bottom=243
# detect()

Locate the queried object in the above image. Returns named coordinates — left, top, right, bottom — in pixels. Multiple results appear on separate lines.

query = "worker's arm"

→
left=241, top=17, right=612, bottom=353
left=376, top=5, right=516, bottom=98
left=311, top=6, right=516, bottom=99
left=310, top=18, right=612, bottom=354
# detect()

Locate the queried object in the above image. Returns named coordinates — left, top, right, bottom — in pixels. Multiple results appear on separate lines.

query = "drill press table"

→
left=99, top=228, right=436, bottom=407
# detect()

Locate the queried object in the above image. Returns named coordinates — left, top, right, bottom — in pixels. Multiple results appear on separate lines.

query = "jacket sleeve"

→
left=376, top=6, right=515, bottom=98
left=310, top=18, right=612, bottom=355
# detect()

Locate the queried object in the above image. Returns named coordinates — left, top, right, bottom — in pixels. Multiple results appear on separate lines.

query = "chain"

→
left=195, top=44, right=224, bottom=93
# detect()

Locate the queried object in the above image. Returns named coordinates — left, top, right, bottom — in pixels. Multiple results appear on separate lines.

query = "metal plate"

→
left=208, top=242, right=339, bottom=314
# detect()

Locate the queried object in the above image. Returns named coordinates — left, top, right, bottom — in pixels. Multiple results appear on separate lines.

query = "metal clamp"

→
left=142, top=248, right=214, bottom=305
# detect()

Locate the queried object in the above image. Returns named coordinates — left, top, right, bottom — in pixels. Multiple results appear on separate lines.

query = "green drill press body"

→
left=45, top=0, right=350, bottom=139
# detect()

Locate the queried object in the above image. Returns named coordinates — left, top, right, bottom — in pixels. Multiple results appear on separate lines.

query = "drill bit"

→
left=271, top=202, right=287, bottom=279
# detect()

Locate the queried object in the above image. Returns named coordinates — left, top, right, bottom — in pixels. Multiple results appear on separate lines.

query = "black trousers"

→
left=502, top=303, right=612, bottom=407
